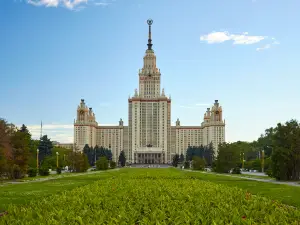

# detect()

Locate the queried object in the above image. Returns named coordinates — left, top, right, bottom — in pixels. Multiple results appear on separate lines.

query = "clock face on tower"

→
left=215, top=111, right=219, bottom=115
left=80, top=110, right=84, bottom=115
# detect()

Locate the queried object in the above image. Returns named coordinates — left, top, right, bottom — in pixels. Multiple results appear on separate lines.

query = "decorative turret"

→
left=119, top=118, right=124, bottom=126
left=176, top=118, right=180, bottom=127
left=211, top=100, right=223, bottom=122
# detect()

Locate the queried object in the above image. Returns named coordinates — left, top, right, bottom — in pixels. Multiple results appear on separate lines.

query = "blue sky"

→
left=0, top=0, right=299, bottom=143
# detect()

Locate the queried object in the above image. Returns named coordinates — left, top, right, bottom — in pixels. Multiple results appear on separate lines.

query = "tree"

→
left=68, top=151, right=89, bottom=173
left=269, top=120, right=300, bottom=180
left=118, top=150, right=126, bottom=167
left=38, top=135, right=53, bottom=165
left=192, top=156, right=206, bottom=170
left=215, top=142, right=241, bottom=173
left=96, top=157, right=108, bottom=170
left=172, top=154, right=180, bottom=167
left=83, top=144, right=94, bottom=166
left=95, top=146, right=112, bottom=162
left=8, top=124, right=31, bottom=179
left=0, top=119, right=12, bottom=177
left=179, top=153, right=184, bottom=163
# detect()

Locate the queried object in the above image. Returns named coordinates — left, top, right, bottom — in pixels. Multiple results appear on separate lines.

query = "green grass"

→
left=184, top=171, right=300, bottom=207
left=1, top=168, right=300, bottom=224
left=0, top=171, right=116, bottom=209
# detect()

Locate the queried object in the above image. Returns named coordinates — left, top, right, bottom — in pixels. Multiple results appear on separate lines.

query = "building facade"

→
left=74, top=19, right=225, bottom=163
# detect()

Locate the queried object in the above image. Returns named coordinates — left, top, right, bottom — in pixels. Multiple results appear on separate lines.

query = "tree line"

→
left=172, top=143, right=214, bottom=169
left=173, top=119, right=300, bottom=181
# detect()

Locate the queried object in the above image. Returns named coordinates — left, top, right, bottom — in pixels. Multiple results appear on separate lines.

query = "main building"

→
left=74, top=19, right=225, bottom=164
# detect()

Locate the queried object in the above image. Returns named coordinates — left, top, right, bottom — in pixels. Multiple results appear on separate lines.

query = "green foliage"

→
left=118, top=150, right=126, bottom=167
left=8, top=164, right=24, bottom=179
left=192, top=156, right=206, bottom=170
left=186, top=144, right=214, bottom=166
left=184, top=161, right=190, bottom=169
left=110, top=161, right=116, bottom=169
left=96, top=157, right=108, bottom=170
left=27, top=168, right=37, bottom=177
left=231, top=167, right=241, bottom=174
left=41, top=156, right=55, bottom=169
left=179, top=153, right=184, bottom=163
left=68, top=152, right=89, bottom=173
left=215, top=142, right=241, bottom=173
left=268, top=120, right=300, bottom=181
left=172, top=154, right=180, bottom=167
left=83, top=145, right=113, bottom=167
left=2, top=169, right=300, bottom=224
left=39, top=167, right=50, bottom=176
left=38, top=135, right=53, bottom=165
left=56, top=167, right=62, bottom=174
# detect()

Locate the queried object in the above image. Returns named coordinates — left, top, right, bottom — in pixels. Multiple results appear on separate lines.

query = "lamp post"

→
left=241, top=152, right=245, bottom=170
left=56, top=152, right=59, bottom=168
left=37, top=149, right=39, bottom=172
left=94, top=148, right=97, bottom=166
left=261, top=150, right=265, bottom=173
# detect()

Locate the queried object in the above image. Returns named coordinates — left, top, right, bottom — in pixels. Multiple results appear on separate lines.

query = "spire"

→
left=147, top=19, right=153, bottom=50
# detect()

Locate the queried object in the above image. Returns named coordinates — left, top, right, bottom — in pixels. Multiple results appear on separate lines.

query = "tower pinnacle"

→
left=147, top=19, right=153, bottom=50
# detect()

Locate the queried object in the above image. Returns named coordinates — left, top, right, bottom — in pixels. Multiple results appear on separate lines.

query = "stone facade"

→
left=74, top=20, right=225, bottom=163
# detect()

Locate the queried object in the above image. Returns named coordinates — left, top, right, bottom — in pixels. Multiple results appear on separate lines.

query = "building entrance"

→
left=135, top=153, right=162, bottom=164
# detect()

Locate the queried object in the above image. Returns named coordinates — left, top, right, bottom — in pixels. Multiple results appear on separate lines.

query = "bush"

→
left=27, top=168, right=37, bottom=177
left=192, top=157, right=206, bottom=171
left=266, top=168, right=273, bottom=177
left=9, top=164, right=24, bottom=179
left=56, top=167, right=62, bottom=174
left=96, top=157, right=108, bottom=170
left=39, top=167, right=50, bottom=176
left=231, top=167, right=241, bottom=174
left=110, top=161, right=116, bottom=169
left=184, top=161, right=190, bottom=169
left=2, top=170, right=300, bottom=224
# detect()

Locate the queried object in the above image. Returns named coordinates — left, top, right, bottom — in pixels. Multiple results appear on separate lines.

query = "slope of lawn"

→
left=184, top=170, right=300, bottom=208
left=0, top=171, right=116, bottom=209
left=1, top=168, right=300, bottom=225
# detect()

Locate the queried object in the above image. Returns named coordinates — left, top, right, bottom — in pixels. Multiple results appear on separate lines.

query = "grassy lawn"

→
left=1, top=168, right=300, bottom=224
left=0, top=170, right=116, bottom=209
left=184, top=170, right=300, bottom=207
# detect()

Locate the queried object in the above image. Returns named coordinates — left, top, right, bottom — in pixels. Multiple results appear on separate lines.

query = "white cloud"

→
left=21, top=124, right=74, bottom=143
left=256, top=39, right=280, bottom=51
left=27, top=0, right=112, bottom=10
left=200, top=31, right=266, bottom=45
left=256, top=44, right=271, bottom=51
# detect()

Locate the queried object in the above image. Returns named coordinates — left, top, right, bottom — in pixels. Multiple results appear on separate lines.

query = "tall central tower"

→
left=128, top=19, right=172, bottom=163
left=139, top=19, right=161, bottom=98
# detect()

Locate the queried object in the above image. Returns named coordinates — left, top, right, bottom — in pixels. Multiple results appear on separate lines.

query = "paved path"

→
left=242, top=171, right=268, bottom=177
left=186, top=170, right=300, bottom=187
left=0, top=169, right=119, bottom=186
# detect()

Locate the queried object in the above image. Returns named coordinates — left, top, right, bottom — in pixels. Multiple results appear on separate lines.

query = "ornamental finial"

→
left=147, top=19, right=153, bottom=50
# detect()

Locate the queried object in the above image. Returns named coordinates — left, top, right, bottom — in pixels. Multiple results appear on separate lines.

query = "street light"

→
left=241, top=152, right=245, bottom=170
left=56, top=152, right=59, bottom=168
left=261, top=150, right=265, bottom=173
left=37, top=149, right=39, bottom=171
left=94, top=148, right=97, bottom=166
